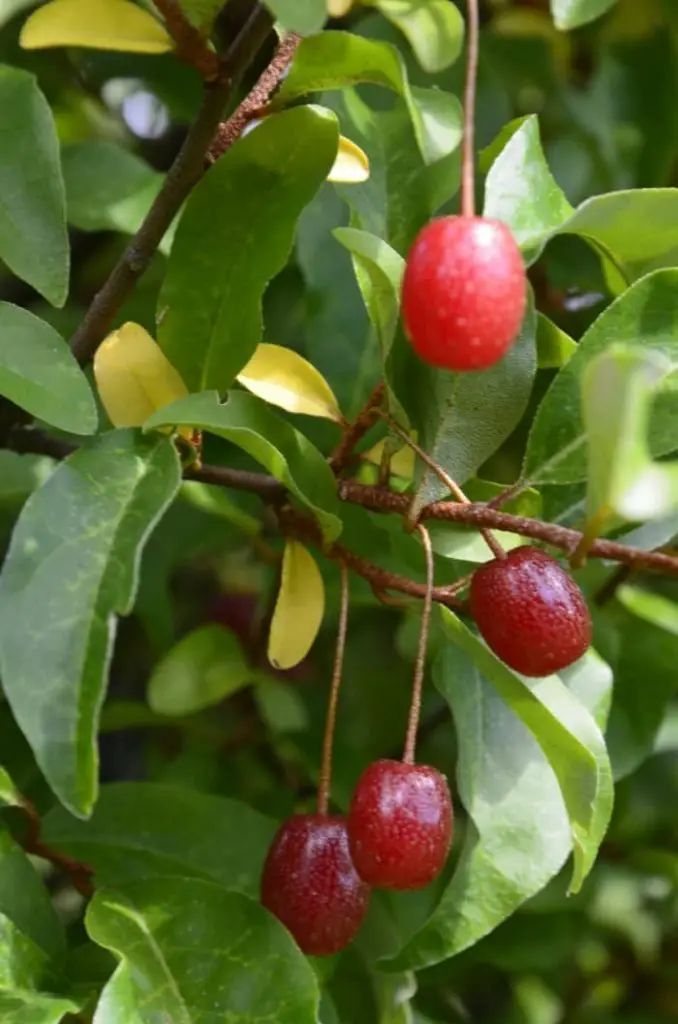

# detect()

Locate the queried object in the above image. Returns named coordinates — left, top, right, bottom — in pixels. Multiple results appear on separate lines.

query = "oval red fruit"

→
left=402, top=215, right=527, bottom=371
left=470, top=546, right=592, bottom=677
left=348, top=760, right=453, bottom=890
left=260, top=814, right=370, bottom=956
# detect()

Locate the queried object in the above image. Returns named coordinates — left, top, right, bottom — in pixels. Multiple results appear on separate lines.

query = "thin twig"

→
left=69, top=7, right=274, bottom=366
left=381, top=413, right=506, bottom=559
left=462, top=0, right=480, bottom=218
left=20, top=799, right=94, bottom=897
left=154, top=0, right=220, bottom=79
left=317, top=562, right=350, bottom=815
left=403, top=525, right=434, bottom=765
left=208, top=31, right=302, bottom=161
left=8, top=432, right=678, bottom=587
left=330, top=382, right=386, bottom=474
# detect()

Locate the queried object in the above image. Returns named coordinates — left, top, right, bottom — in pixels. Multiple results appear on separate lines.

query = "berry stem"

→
left=461, top=0, right=480, bottom=219
left=317, top=561, right=350, bottom=816
left=403, top=524, right=434, bottom=766
left=380, top=413, right=506, bottom=560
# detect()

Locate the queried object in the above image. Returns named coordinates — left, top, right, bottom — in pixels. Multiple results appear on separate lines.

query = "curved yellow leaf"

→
left=328, top=0, right=354, bottom=15
left=94, top=322, right=189, bottom=431
left=327, top=136, right=370, bottom=184
left=20, top=0, right=173, bottom=55
left=364, top=435, right=417, bottom=480
left=268, top=541, right=325, bottom=671
left=237, top=343, right=343, bottom=422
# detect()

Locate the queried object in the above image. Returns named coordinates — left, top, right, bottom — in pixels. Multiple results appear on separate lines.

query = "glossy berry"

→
left=470, top=546, right=592, bottom=677
left=401, top=215, right=527, bottom=371
left=347, top=760, right=453, bottom=890
left=260, top=814, right=370, bottom=956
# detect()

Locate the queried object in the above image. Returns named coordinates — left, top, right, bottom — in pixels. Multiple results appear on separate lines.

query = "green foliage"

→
left=1, top=0, right=678, bottom=1021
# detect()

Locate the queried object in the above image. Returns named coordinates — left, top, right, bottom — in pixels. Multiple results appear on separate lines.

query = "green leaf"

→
left=373, top=0, right=464, bottom=73
left=147, top=624, right=252, bottom=716
left=86, top=879, right=320, bottom=1023
left=411, top=292, right=537, bottom=510
left=386, top=646, right=571, bottom=972
left=158, top=106, right=338, bottom=391
left=485, top=116, right=678, bottom=284
left=0, top=990, right=80, bottom=1024
left=524, top=270, right=678, bottom=485
left=262, top=0, right=326, bottom=33
left=61, top=141, right=172, bottom=252
left=582, top=345, right=677, bottom=528
left=0, top=66, right=68, bottom=307
left=438, top=609, right=613, bottom=892
left=145, top=390, right=342, bottom=541
left=0, top=831, right=65, bottom=964
left=0, top=303, right=97, bottom=434
left=0, top=767, right=20, bottom=807
left=606, top=587, right=678, bottom=778
left=0, top=431, right=182, bottom=817
left=175, top=0, right=223, bottom=30
left=386, top=631, right=613, bottom=972
left=277, top=32, right=463, bottom=165
left=550, top=0, right=617, bottom=30
left=536, top=312, right=577, bottom=369
left=483, top=115, right=574, bottom=265
left=42, top=782, right=276, bottom=896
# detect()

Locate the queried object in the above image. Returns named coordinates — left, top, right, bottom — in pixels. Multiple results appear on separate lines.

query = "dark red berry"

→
left=347, top=760, right=453, bottom=890
left=401, top=215, right=527, bottom=371
left=469, top=546, right=592, bottom=677
left=260, top=814, right=370, bottom=956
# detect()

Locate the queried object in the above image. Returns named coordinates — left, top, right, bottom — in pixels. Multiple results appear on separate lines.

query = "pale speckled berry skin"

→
left=401, top=215, right=527, bottom=371
left=470, top=546, right=592, bottom=677
left=347, top=761, right=453, bottom=890
left=260, top=814, right=370, bottom=957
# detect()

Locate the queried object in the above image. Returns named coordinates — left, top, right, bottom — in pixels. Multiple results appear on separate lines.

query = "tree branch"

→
left=69, top=5, right=274, bottom=366
left=19, top=798, right=94, bottom=897
left=154, top=0, right=220, bottom=80
left=8, top=430, right=678, bottom=588
left=329, top=382, right=385, bottom=474
left=208, top=30, right=302, bottom=161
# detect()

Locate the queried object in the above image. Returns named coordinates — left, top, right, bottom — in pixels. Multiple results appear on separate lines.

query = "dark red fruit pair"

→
left=260, top=763, right=453, bottom=955
left=470, top=546, right=591, bottom=677
left=402, top=215, right=527, bottom=372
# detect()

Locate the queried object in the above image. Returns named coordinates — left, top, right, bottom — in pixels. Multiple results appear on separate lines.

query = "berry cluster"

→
left=260, top=212, right=592, bottom=958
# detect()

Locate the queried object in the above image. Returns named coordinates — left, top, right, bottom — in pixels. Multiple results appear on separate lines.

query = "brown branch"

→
left=208, top=31, right=302, bottom=161
left=69, top=5, right=274, bottom=366
left=329, top=382, right=386, bottom=474
left=340, top=481, right=678, bottom=577
left=8, top=432, right=678, bottom=589
left=154, top=0, right=220, bottom=80
left=19, top=799, right=94, bottom=897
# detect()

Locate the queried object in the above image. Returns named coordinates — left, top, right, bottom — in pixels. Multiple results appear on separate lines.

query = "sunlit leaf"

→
left=550, top=0, right=617, bottom=31
left=328, top=135, right=371, bottom=184
left=374, top=0, right=465, bottom=73
left=147, top=624, right=252, bottom=716
left=20, top=0, right=173, bottom=54
left=94, top=322, right=189, bottom=432
left=268, top=541, right=325, bottom=670
left=237, top=343, right=343, bottom=422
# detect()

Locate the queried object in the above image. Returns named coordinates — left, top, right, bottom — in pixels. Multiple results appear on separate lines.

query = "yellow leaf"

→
left=327, top=0, right=354, bottom=16
left=363, top=436, right=416, bottom=480
left=327, top=136, right=370, bottom=184
left=237, top=343, right=343, bottom=422
left=94, top=322, right=189, bottom=431
left=20, top=0, right=173, bottom=55
left=268, top=542, right=325, bottom=670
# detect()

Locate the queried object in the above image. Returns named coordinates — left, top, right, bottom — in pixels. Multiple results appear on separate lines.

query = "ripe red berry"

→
left=260, top=814, right=370, bottom=956
left=347, top=760, right=453, bottom=890
left=469, top=546, right=592, bottom=677
left=401, top=215, right=527, bottom=371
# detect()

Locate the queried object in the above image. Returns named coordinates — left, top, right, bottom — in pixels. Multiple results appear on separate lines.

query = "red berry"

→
left=401, top=215, right=527, bottom=371
left=469, top=546, right=592, bottom=677
left=347, top=760, right=453, bottom=890
left=260, top=814, right=370, bottom=956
